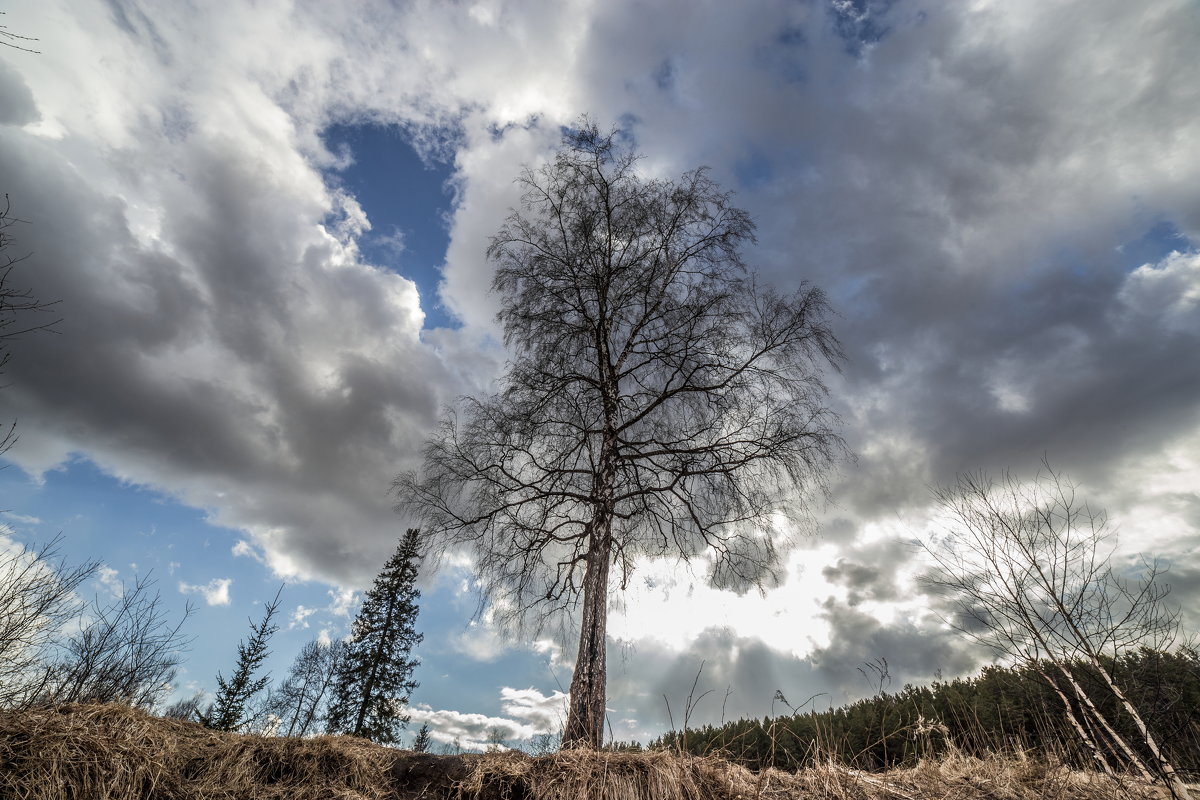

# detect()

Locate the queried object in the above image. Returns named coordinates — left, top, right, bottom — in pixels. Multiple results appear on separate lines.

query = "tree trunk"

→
left=1053, top=660, right=1157, bottom=783
left=354, top=592, right=396, bottom=737
left=1092, top=662, right=1194, bottom=800
left=563, top=326, right=619, bottom=750
left=563, top=523, right=612, bottom=748
left=1034, top=663, right=1115, bottom=777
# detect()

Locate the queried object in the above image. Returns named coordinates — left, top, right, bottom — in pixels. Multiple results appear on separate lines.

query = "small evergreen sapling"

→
left=200, top=587, right=282, bottom=732
left=327, top=529, right=423, bottom=744
left=412, top=722, right=432, bottom=752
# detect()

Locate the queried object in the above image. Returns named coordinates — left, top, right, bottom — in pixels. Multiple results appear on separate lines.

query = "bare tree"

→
left=267, top=638, right=345, bottom=737
left=397, top=122, right=845, bottom=748
left=46, top=574, right=192, bottom=709
left=922, top=465, right=1191, bottom=799
left=162, top=690, right=205, bottom=721
left=0, top=536, right=97, bottom=708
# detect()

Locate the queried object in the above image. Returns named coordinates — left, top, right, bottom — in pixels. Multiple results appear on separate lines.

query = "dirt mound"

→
left=0, top=703, right=1172, bottom=800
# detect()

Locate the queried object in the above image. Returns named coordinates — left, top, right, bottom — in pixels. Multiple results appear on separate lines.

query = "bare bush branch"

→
left=0, top=535, right=98, bottom=709
left=922, top=464, right=1191, bottom=799
left=45, top=574, right=193, bottom=709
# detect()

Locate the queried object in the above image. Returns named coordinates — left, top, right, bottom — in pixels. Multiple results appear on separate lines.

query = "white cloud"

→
left=499, top=687, right=568, bottom=733
left=1, top=512, right=43, bottom=526
left=288, top=604, right=317, bottom=630
left=607, top=545, right=845, bottom=659
left=178, top=577, right=232, bottom=607
left=231, top=540, right=263, bottom=563
left=1116, top=250, right=1200, bottom=335
left=96, top=565, right=122, bottom=595
left=410, top=700, right=547, bottom=753
left=326, top=587, right=357, bottom=618
left=452, top=617, right=508, bottom=663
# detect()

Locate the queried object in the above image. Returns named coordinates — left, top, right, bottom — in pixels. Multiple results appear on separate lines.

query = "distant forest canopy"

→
left=644, top=647, right=1200, bottom=775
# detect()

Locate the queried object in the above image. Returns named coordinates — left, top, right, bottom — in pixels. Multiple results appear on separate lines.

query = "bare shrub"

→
left=0, top=535, right=97, bottom=709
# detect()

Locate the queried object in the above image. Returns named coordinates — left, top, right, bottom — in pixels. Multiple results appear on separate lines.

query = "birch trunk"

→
left=563, top=525, right=612, bottom=748
left=1034, top=663, right=1115, bottom=777
left=1094, top=662, right=1194, bottom=800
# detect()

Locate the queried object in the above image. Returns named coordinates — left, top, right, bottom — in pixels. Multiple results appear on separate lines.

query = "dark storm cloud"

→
left=552, top=2, right=1200, bottom=555
left=0, top=59, right=38, bottom=125
left=607, top=627, right=832, bottom=735
left=1161, top=561, right=1200, bottom=636
left=688, top=1, right=1200, bottom=531
left=807, top=599, right=980, bottom=695
left=822, top=559, right=894, bottom=607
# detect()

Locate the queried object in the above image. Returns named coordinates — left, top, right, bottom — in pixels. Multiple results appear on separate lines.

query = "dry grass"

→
left=457, top=746, right=1174, bottom=800
left=0, top=703, right=1179, bottom=800
left=0, top=703, right=396, bottom=800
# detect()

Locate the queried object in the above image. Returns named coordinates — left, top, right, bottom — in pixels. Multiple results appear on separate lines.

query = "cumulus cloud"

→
left=178, top=577, right=232, bottom=607
left=325, top=587, right=358, bottom=618
left=401, top=688, right=565, bottom=752
left=288, top=604, right=317, bottom=630
left=1115, top=250, right=1200, bottom=336
left=96, top=565, right=122, bottom=595
left=407, top=702, right=541, bottom=752
left=499, top=687, right=569, bottom=733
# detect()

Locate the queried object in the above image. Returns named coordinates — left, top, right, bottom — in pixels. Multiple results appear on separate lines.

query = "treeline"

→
left=650, top=648, right=1200, bottom=775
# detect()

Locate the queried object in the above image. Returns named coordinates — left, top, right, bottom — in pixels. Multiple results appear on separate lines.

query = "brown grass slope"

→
left=0, top=703, right=1174, bottom=800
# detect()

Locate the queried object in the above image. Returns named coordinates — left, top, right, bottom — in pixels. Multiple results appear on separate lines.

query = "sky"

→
left=0, top=0, right=1198, bottom=752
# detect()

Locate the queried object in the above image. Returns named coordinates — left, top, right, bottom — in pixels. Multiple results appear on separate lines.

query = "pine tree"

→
left=200, top=587, right=282, bottom=732
left=327, top=529, right=423, bottom=744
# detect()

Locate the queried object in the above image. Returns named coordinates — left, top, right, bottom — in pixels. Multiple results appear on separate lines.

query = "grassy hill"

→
left=0, top=703, right=1179, bottom=800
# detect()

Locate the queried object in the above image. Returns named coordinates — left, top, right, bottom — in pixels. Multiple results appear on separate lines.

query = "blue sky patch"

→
left=322, top=123, right=458, bottom=329
left=1119, top=219, right=1193, bottom=271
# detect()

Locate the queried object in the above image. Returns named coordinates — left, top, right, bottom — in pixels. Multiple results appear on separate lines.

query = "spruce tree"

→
left=412, top=722, right=432, bottom=752
left=201, top=587, right=282, bottom=732
left=327, top=529, right=423, bottom=744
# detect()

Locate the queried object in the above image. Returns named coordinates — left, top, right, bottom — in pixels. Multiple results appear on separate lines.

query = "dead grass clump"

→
left=457, top=748, right=814, bottom=800
left=460, top=749, right=695, bottom=800
left=0, top=703, right=395, bottom=800
left=454, top=748, right=1175, bottom=800
left=899, top=749, right=1169, bottom=800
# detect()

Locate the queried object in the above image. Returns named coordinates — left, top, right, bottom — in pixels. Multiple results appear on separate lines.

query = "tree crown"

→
left=399, top=122, right=845, bottom=631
